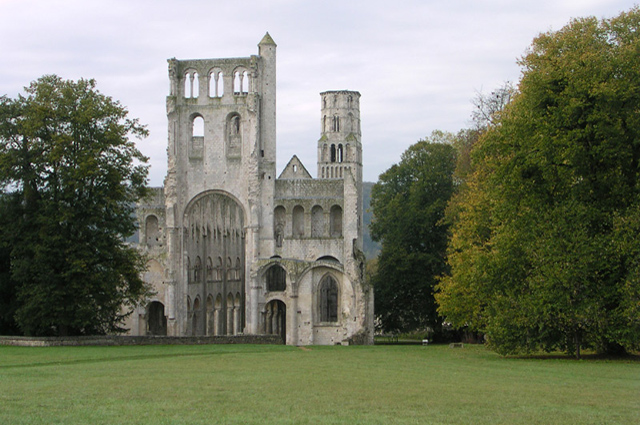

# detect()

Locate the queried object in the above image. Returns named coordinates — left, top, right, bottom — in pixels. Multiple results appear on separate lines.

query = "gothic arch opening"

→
left=147, top=301, right=167, bottom=335
left=192, top=296, right=201, bottom=336
left=226, top=113, right=242, bottom=157
left=264, top=300, right=286, bottom=343
left=184, top=70, right=199, bottom=98
left=145, top=215, right=159, bottom=247
left=209, top=69, right=224, bottom=98
left=266, top=264, right=286, bottom=292
left=319, top=274, right=339, bottom=323
left=206, top=294, right=214, bottom=335
left=183, top=191, right=245, bottom=337
left=192, top=116, right=204, bottom=137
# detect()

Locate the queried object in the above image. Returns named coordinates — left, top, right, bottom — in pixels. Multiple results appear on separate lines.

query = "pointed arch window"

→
left=319, top=275, right=338, bottom=322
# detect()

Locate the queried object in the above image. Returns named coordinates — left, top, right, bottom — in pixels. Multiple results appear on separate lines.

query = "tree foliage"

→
left=0, top=75, right=151, bottom=336
left=436, top=9, right=640, bottom=357
left=370, top=132, right=457, bottom=334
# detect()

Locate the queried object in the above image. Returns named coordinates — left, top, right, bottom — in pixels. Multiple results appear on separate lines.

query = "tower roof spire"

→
left=259, top=32, right=277, bottom=46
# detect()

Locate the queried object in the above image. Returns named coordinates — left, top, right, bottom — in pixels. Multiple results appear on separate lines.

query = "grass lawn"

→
left=0, top=343, right=638, bottom=425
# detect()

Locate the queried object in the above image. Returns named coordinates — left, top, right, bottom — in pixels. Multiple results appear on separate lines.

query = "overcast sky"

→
left=1, top=0, right=637, bottom=185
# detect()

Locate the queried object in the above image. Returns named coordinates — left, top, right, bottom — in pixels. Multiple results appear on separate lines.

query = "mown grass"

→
left=0, top=344, right=638, bottom=424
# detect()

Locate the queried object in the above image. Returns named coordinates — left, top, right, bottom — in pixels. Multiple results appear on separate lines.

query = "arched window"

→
left=311, top=205, right=324, bottom=237
left=206, top=257, right=213, bottom=280
left=292, top=205, right=304, bottom=238
left=337, top=144, right=343, bottom=163
left=330, top=144, right=336, bottom=163
left=184, top=71, right=199, bottom=98
left=218, top=71, right=225, bottom=96
left=192, top=116, right=204, bottom=137
left=194, top=257, right=202, bottom=282
left=228, top=114, right=240, bottom=137
left=145, top=215, right=159, bottom=247
left=332, top=115, right=340, bottom=132
left=235, top=257, right=241, bottom=280
left=147, top=301, right=167, bottom=336
left=266, top=264, right=286, bottom=292
left=192, top=296, right=201, bottom=336
left=319, top=275, right=338, bottom=322
left=226, top=113, right=242, bottom=158
left=209, top=70, right=223, bottom=98
left=206, top=295, right=214, bottom=335
left=233, top=69, right=248, bottom=95
left=242, top=70, right=249, bottom=94
left=330, top=205, right=342, bottom=237
left=216, top=257, right=223, bottom=280
left=227, top=257, right=233, bottom=279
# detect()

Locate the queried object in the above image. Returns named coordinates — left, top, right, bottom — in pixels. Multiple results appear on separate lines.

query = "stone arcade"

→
left=124, top=33, right=374, bottom=345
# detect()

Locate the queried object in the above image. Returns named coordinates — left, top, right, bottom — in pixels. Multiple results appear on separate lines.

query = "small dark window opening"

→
left=330, top=144, right=336, bottom=163
left=266, top=265, right=286, bottom=292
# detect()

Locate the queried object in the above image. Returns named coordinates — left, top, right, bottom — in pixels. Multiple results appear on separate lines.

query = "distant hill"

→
left=363, top=181, right=381, bottom=260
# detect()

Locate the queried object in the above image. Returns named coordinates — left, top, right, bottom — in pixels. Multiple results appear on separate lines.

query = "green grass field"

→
left=0, top=344, right=638, bottom=424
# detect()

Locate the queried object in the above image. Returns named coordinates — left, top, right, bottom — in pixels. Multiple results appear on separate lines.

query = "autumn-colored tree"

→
left=437, top=9, right=640, bottom=357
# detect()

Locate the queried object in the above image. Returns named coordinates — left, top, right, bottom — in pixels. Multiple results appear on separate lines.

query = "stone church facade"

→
left=124, top=33, right=374, bottom=345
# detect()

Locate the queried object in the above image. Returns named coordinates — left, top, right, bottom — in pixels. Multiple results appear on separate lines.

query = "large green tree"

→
left=437, top=9, right=640, bottom=357
left=0, top=75, right=151, bottom=336
left=370, top=132, right=457, bottom=335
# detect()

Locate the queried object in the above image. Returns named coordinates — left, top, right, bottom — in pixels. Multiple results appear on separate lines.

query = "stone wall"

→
left=0, top=334, right=282, bottom=347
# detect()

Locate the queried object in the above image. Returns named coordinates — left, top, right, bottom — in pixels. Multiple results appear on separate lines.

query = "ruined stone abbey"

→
left=124, top=33, right=374, bottom=345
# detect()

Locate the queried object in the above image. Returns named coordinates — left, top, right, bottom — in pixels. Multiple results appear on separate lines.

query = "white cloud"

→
left=0, top=0, right=636, bottom=184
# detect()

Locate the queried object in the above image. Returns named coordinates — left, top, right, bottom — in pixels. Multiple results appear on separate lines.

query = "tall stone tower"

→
left=317, top=90, right=363, bottom=252
left=162, top=33, right=277, bottom=336
left=317, top=90, right=362, bottom=182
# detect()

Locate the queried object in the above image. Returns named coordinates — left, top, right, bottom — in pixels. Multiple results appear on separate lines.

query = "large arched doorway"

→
left=147, top=301, right=167, bottom=335
left=183, top=191, right=245, bottom=336
left=265, top=300, right=286, bottom=343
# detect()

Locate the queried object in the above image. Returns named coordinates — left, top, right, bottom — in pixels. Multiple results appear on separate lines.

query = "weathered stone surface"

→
left=124, top=34, right=374, bottom=345
left=0, top=335, right=282, bottom=347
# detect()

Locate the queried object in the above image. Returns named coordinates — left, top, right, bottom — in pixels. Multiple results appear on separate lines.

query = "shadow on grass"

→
left=504, top=352, right=640, bottom=361
left=0, top=346, right=292, bottom=370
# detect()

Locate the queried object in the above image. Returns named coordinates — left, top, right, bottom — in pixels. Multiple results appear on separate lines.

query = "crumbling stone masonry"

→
left=125, top=33, right=374, bottom=345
